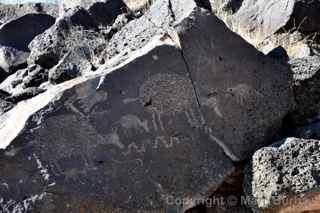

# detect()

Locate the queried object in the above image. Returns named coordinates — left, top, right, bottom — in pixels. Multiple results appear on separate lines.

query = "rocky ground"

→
left=0, top=0, right=320, bottom=212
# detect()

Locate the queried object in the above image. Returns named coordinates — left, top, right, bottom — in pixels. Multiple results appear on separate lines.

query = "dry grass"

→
left=213, top=10, right=320, bottom=56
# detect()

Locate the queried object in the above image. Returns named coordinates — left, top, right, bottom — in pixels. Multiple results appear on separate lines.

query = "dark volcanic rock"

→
left=49, top=51, right=91, bottom=84
left=0, top=46, right=29, bottom=74
left=267, top=46, right=289, bottom=62
left=103, top=0, right=202, bottom=64
left=61, top=0, right=127, bottom=25
left=0, top=3, right=58, bottom=23
left=289, top=119, right=320, bottom=140
left=0, top=67, right=8, bottom=83
left=102, top=0, right=174, bottom=62
left=28, top=7, right=102, bottom=69
left=0, top=0, right=297, bottom=212
left=0, top=43, right=234, bottom=213
left=244, top=137, right=320, bottom=212
left=28, top=19, right=70, bottom=69
left=88, top=0, right=127, bottom=25
left=286, top=55, right=320, bottom=126
left=176, top=8, right=294, bottom=161
left=0, top=13, right=55, bottom=51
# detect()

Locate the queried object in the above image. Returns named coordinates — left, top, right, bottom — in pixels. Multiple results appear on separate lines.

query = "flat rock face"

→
left=0, top=13, right=55, bottom=52
left=244, top=137, right=320, bottom=212
left=176, top=9, right=294, bottom=161
left=0, top=43, right=234, bottom=213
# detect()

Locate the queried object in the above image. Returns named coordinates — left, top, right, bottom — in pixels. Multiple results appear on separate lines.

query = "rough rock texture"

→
left=244, top=137, right=320, bottom=212
left=176, top=8, right=294, bottom=161
left=102, top=0, right=174, bottom=63
left=28, top=7, right=106, bottom=69
left=22, top=64, right=48, bottom=89
left=0, top=89, right=13, bottom=115
left=103, top=0, right=230, bottom=65
left=0, top=13, right=55, bottom=52
left=286, top=55, right=320, bottom=126
left=0, top=46, right=29, bottom=74
left=0, top=42, right=235, bottom=213
left=0, top=0, right=306, bottom=212
left=49, top=50, right=92, bottom=84
left=230, top=0, right=320, bottom=45
left=60, top=0, right=127, bottom=25
left=0, top=3, right=58, bottom=23
left=0, top=68, right=28, bottom=94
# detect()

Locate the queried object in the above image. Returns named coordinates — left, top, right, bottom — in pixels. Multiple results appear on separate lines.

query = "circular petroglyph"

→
left=139, top=73, right=194, bottom=114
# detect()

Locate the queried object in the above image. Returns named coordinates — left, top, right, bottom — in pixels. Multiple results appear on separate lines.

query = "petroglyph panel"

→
left=0, top=44, right=234, bottom=212
left=176, top=10, right=294, bottom=160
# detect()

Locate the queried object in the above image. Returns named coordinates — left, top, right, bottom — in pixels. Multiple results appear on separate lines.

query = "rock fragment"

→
left=244, top=137, right=320, bottom=212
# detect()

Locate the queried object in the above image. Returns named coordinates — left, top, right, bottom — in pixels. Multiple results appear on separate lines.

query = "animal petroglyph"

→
left=118, top=114, right=150, bottom=134
left=104, top=132, right=124, bottom=149
left=151, top=111, right=165, bottom=132
left=226, top=84, right=264, bottom=108
left=139, top=73, right=194, bottom=114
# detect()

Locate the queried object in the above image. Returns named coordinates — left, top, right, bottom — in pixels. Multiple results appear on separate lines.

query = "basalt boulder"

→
left=0, top=0, right=297, bottom=212
left=0, top=42, right=235, bottom=213
left=102, top=0, right=207, bottom=65
left=49, top=51, right=92, bottom=84
left=28, top=7, right=100, bottom=69
left=175, top=8, right=294, bottom=161
left=60, top=0, right=127, bottom=25
left=244, top=137, right=320, bottom=212
left=0, top=13, right=55, bottom=52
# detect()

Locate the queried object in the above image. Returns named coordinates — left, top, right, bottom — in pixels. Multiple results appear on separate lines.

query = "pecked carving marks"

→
left=139, top=73, right=195, bottom=114
left=176, top=10, right=293, bottom=160
left=118, top=114, right=150, bottom=133
left=0, top=44, right=234, bottom=212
